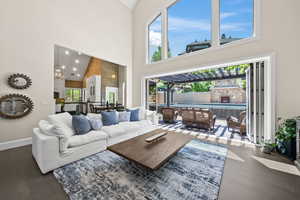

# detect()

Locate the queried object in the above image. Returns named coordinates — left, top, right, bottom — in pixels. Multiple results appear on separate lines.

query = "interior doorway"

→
left=53, top=45, right=127, bottom=114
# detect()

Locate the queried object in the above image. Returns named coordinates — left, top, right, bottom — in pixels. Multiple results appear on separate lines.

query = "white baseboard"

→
left=0, top=137, right=32, bottom=151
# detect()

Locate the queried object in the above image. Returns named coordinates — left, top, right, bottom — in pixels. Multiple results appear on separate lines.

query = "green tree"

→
left=190, top=81, right=213, bottom=92
left=151, top=46, right=172, bottom=62
left=151, top=46, right=162, bottom=62
left=157, top=81, right=167, bottom=89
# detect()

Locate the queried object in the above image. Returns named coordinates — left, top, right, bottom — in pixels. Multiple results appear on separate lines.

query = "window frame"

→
left=65, top=88, right=82, bottom=102
left=166, top=0, right=213, bottom=58
left=219, top=0, right=255, bottom=46
left=147, top=13, right=163, bottom=64
left=146, top=0, right=260, bottom=65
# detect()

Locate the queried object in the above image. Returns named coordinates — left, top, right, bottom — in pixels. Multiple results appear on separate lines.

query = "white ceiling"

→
left=119, top=0, right=139, bottom=9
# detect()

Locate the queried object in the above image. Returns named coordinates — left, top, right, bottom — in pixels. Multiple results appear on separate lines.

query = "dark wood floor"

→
left=0, top=144, right=299, bottom=200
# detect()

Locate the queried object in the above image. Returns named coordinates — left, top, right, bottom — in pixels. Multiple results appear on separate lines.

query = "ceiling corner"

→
left=119, top=0, right=139, bottom=10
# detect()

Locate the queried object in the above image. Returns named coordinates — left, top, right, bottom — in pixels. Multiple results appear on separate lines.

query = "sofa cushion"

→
left=118, top=122, right=142, bottom=133
left=126, top=120, right=153, bottom=129
left=101, top=111, right=119, bottom=126
left=102, top=125, right=126, bottom=138
left=102, top=120, right=153, bottom=139
left=67, top=130, right=107, bottom=148
left=118, top=111, right=131, bottom=122
left=48, top=112, right=75, bottom=138
left=72, top=115, right=92, bottom=135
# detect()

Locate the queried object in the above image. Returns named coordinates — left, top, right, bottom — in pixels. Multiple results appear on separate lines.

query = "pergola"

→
left=155, top=67, right=247, bottom=107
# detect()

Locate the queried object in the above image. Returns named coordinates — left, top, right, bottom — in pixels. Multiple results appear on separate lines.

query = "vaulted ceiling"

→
left=119, top=0, right=139, bottom=9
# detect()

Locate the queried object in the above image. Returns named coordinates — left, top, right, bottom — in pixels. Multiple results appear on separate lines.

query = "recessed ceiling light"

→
left=75, top=59, right=80, bottom=64
left=77, top=74, right=80, bottom=77
left=73, top=67, right=77, bottom=71
left=65, top=50, right=70, bottom=55
left=61, top=65, right=66, bottom=69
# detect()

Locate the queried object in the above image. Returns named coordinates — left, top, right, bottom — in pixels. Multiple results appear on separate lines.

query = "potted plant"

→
left=261, top=140, right=276, bottom=154
left=276, top=118, right=297, bottom=160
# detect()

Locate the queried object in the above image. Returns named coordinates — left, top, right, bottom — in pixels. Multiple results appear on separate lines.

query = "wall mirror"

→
left=0, top=94, right=34, bottom=119
left=8, top=73, right=32, bottom=89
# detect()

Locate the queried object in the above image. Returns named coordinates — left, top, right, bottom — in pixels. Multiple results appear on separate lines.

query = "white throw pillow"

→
left=88, top=118, right=103, bottom=130
left=87, top=113, right=102, bottom=121
left=38, top=120, right=55, bottom=136
left=118, top=111, right=131, bottom=122
left=139, top=108, right=146, bottom=120
left=145, top=110, right=157, bottom=124
left=48, top=112, right=74, bottom=138
left=87, top=113, right=103, bottom=130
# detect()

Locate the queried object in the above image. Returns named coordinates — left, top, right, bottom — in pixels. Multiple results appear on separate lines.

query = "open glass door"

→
left=246, top=62, right=265, bottom=144
left=145, top=79, right=158, bottom=111
left=246, top=66, right=253, bottom=141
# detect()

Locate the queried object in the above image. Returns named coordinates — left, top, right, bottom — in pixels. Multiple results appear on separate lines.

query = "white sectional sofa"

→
left=32, top=108, right=159, bottom=174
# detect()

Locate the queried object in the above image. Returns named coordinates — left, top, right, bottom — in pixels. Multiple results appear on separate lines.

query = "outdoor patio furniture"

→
left=181, top=109, right=195, bottom=127
left=89, top=104, right=96, bottom=113
left=194, top=109, right=216, bottom=131
left=227, top=111, right=246, bottom=135
left=161, top=108, right=178, bottom=123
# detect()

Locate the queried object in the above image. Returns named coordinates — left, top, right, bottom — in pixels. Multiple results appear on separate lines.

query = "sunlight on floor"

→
left=252, top=156, right=300, bottom=176
left=227, top=150, right=245, bottom=162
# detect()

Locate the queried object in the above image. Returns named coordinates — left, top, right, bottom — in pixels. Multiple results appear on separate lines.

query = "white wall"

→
left=0, top=0, right=132, bottom=143
left=132, top=0, right=300, bottom=120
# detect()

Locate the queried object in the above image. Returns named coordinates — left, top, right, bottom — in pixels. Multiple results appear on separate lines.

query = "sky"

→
left=149, top=0, right=253, bottom=60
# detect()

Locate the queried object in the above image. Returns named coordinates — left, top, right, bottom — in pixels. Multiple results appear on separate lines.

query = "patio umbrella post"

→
left=166, top=83, right=174, bottom=107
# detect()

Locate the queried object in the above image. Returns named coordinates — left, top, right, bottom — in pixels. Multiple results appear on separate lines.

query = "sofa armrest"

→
left=151, top=112, right=160, bottom=125
left=145, top=110, right=159, bottom=125
left=32, top=128, right=60, bottom=174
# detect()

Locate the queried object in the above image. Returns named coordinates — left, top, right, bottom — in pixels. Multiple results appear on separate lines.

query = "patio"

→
left=158, top=118, right=250, bottom=143
left=148, top=66, right=250, bottom=143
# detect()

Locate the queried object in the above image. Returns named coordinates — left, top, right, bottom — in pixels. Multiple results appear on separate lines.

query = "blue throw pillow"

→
left=128, top=109, right=140, bottom=121
left=72, top=115, right=91, bottom=135
left=101, top=111, right=118, bottom=126
left=118, top=111, right=131, bottom=122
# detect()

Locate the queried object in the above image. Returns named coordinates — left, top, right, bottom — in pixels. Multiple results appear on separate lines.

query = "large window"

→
left=147, top=0, right=255, bottom=63
left=168, top=0, right=212, bottom=58
left=220, top=0, right=254, bottom=45
left=148, top=15, right=162, bottom=63
left=65, top=88, right=82, bottom=102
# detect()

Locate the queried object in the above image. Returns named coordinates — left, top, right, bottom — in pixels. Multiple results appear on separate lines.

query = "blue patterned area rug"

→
left=53, top=139, right=227, bottom=200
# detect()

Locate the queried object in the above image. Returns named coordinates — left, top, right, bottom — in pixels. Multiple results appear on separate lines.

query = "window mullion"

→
left=211, top=0, right=220, bottom=47
left=162, top=8, right=168, bottom=60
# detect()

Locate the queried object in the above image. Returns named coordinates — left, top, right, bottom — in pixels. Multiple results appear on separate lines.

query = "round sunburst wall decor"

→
left=8, top=73, right=32, bottom=89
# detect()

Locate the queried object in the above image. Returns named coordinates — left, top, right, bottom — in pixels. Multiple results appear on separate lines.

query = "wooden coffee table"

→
left=108, top=129, right=193, bottom=170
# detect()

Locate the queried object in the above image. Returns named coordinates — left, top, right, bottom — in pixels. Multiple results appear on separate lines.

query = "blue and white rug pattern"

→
left=53, top=140, right=227, bottom=200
